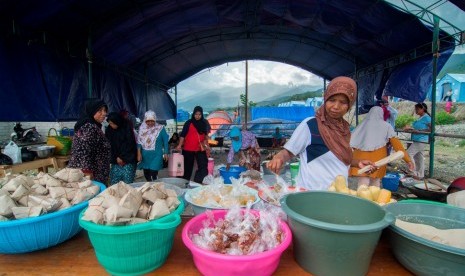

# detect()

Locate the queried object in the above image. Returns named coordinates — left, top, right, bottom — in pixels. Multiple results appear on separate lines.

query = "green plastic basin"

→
left=385, top=202, right=465, bottom=276
left=79, top=200, right=185, bottom=276
left=280, top=191, right=393, bottom=276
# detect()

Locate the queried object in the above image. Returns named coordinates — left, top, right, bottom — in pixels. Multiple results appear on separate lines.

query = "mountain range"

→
left=176, top=53, right=465, bottom=112
left=177, top=83, right=322, bottom=112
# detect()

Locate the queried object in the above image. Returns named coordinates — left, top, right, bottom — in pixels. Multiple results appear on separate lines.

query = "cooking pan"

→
left=401, top=181, right=447, bottom=202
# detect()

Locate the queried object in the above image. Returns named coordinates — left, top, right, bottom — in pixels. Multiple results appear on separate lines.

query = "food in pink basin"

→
left=182, top=209, right=292, bottom=276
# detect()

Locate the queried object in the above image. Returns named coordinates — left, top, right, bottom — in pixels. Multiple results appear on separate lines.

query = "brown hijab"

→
left=315, top=76, right=357, bottom=166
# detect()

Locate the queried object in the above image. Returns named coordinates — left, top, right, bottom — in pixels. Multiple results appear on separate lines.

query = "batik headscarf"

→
left=137, top=110, right=163, bottom=150
left=315, top=76, right=357, bottom=166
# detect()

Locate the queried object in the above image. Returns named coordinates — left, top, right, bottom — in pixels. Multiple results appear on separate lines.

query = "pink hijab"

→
left=315, top=76, right=357, bottom=166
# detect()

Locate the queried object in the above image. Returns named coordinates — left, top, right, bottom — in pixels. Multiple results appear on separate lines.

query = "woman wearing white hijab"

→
left=137, top=110, right=169, bottom=181
left=349, top=106, right=413, bottom=187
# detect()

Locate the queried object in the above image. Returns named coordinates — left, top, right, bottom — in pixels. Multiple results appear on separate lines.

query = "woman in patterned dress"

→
left=226, top=126, right=261, bottom=171
left=137, top=110, right=169, bottom=181
left=105, top=112, right=138, bottom=185
left=68, top=99, right=111, bottom=184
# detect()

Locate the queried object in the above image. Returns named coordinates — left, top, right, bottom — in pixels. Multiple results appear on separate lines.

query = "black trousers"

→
left=182, top=150, right=208, bottom=183
left=143, top=169, right=158, bottom=181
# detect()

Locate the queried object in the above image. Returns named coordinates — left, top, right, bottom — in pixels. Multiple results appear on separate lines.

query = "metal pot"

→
left=27, top=145, right=55, bottom=159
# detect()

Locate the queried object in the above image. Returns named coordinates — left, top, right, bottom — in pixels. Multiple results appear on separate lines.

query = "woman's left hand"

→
left=163, top=154, right=168, bottom=161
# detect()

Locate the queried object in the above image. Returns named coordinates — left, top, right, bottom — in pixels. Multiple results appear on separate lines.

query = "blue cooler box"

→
left=382, top=173, right=400, bottom=191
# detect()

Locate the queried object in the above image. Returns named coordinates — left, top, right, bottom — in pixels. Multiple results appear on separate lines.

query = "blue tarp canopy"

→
left=0, top=0, right=461, bottom=121
left=215, top=118, right=298, bottom=138
left=252, top=106, right=315, bottom=122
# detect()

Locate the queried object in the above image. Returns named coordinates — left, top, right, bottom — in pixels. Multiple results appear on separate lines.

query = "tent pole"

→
left=245, top=60, right=248, bottom=129
left=429, top=16, right=440, bottom=177
left=145, top=64, right=149, bottom=111
left=87, top=31, right=93, bottom=98
left=175, top=85, right=178, bottom=133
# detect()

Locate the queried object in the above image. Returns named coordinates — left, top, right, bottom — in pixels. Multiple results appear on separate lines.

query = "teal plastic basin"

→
left=280, top=191, right=393, bottom=276
left=385, top=202, right=465, bottom=276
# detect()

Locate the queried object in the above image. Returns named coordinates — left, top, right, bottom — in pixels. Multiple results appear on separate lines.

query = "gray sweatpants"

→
left=407, top=142, right=426, bottom=178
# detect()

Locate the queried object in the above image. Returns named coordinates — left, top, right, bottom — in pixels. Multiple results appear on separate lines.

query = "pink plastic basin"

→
left=182, top=210, right=292, bottom=276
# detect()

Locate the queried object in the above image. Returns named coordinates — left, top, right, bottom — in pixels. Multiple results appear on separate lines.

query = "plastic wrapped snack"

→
left=10, top=183, right=32, bottom=200
left=54, top=168, right=85, bottom=183
left=3, top=175, right=33, bottom=192
left=0, top=191, right=17, bottom=217
left=104, top=205, right=133, bottom=222
left=12, top=206, right=43, bottom=219
left=119, top=189, right=143, bottom=217
left=148, top=199, right=170, bottom=220
left=82, top=205, right=105, bottom=224
left=48, top=187, right=77, bottom=201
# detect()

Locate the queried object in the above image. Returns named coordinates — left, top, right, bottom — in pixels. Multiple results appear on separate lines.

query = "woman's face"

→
left=108, top=121, right=118, bottom=130
left=194, top=111, right=202, bottom=121
left=324, top=94, right=349, bottom=119
left=146, top=120, right=155, bottom=127
left=415, top=107, right=424, bottom=116
left=93, top=107, right=107, bottom=123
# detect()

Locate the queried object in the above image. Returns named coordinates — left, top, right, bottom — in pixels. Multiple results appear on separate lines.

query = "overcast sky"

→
left=173, top=60, right=323, bottom=100
left=172, top=45, right=465, bottom=100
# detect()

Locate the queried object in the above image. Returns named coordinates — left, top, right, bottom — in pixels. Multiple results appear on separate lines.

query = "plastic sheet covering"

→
left=383, top=48, right=454, bottom=103
left=0, top=38, right=176, bottom=122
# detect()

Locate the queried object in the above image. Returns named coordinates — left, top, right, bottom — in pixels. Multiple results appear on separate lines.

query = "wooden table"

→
left=0, top=157, right=58, bottom=177
left=0, top=219, right=412, bottom=276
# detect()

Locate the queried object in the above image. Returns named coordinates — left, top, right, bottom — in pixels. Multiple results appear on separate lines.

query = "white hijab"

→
left=137, top=110, right=163, bottom=150
left=350, top=106, right=396, bottom=151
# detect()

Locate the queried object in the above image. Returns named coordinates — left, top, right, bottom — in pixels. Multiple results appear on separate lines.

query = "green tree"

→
left=240, top=93, right=257, bottom=107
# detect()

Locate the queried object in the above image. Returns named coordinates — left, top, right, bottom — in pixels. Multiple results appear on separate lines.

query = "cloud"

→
left=175, top=60, right=322, bottom=100
left=454, top=45, right=465, bottom=54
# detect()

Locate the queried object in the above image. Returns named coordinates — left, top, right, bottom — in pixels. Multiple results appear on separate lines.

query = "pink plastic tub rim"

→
left=182, top=209, right=292, bottom=274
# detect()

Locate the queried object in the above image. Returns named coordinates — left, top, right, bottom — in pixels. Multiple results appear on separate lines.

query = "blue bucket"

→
left=0, top=181, right=106, bottom=254
left=382, top=173, right=400, bottom=192
left=219, top=166, right=247, bottom=184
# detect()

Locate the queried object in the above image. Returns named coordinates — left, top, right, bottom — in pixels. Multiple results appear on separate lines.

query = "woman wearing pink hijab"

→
left=267, top=76, right=375, bottom=190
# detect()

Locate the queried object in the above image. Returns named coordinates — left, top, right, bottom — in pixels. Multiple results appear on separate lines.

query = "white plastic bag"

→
left=3, top=141, right=21, bottom=164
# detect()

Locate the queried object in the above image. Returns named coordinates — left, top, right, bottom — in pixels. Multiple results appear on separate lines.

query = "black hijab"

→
left=74, top=99, right=108, bottom=132
left=191, top=105, right=208, bottom=134
left=107, top=112, right=125, bottom=128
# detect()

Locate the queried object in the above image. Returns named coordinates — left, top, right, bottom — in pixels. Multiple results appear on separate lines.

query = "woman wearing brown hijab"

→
left=267, top=76, right=374, bottom=190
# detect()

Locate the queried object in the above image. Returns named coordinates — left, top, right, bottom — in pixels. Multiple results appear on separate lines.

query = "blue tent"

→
left=252, top=106, right=314, bottom=122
